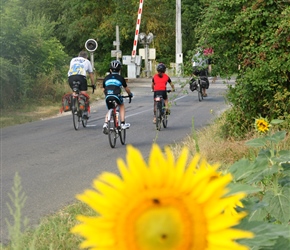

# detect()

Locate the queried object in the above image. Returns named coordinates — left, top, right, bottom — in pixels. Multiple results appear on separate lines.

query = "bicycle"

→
left=154, top=90, right=171, bottom=131
left=107, top=95, right=132, bottom=148
left=71, top=81, right=95, bottom=130
left=189, top=75, right=208, bottom=102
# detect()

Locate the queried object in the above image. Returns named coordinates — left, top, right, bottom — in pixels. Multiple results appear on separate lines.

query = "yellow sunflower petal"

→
left=98, top=172, right=124, bottom=190
left=197, top=173, right=233, bottom=203
left=72, top=144, right=253, bottom=250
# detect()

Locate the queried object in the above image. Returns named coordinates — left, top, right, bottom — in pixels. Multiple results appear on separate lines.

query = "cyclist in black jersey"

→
left=102, top=60, right=133, bottom=134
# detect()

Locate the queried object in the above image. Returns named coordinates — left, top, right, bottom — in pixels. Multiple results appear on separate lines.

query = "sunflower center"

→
left=135, top=206, right=185, bottom=250
left=116, top=190, right=208, bottom=250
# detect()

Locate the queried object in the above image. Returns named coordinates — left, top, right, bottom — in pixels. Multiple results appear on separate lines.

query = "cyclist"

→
left=191, top=48, right=209, bottom=97
left=68, top=51, right=96, bottom=118
left=102, top=60, right=133, bottom=134
left=151, top=63, right=175, bottom=124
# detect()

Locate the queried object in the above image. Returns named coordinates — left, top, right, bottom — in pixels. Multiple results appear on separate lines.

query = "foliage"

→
left=194, top=0, right=290, bottom=137
left=4, top=173, right=29, bottom=250
left=0, top=0, right=68, bottom=108
left=228, top=119, right=290, bottom=249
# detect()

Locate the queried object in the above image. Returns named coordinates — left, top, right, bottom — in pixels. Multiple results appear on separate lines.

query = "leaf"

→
left=270, top=236, right=290, bottom=250
left=227, top=183, right=261, bottom=195
left=281, top=161, right=290, bottom=175
left=243, top=198, right=269, bottom=222
left=228, top=158, right=255, bottom=181
left=268, top=131, right=287, bottom=143
left=245, top=157, right=276, bottom=184
left=263, top=188, right=290, bottom=224
left=279, top=176, right=290, bottom=187
left=237, top=220, right=290, bottom=249
left=270, top=119, right=285, bottom=125
left=246, top=138, right=267, bottom=147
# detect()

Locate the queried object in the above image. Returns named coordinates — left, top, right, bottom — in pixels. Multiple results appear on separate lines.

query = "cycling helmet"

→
left=110, top=60, right=122, bottom=72
left=157, top=63, right=166, bottom=73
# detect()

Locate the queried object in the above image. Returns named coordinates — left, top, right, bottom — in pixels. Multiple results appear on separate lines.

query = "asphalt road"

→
left=0, top=76, right=234, bottom=244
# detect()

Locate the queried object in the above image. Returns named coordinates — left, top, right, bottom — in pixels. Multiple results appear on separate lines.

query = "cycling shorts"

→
left=105, top=95, right=124, bottom=109
left=153, top=91, right=168, bottom=100
left=68, top=75, right=88, bottom=91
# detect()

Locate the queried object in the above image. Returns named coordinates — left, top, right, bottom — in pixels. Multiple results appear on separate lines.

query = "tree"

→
left=0, top=0, right=68, bottom=108
left=195, top=0, right=290, bottom=137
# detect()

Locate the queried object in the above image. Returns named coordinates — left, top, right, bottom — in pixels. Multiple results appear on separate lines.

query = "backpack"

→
left=60, top=93, right=72, bottom=113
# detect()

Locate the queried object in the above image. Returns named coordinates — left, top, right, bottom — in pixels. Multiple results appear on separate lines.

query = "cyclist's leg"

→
left=103, top=96, right=114, bottom=134
left=162, top=91, right=170, bottom=114
left=119, top=103, right=125, bottom=122
left=200, top=70, right=209, bottom=97
left=78, top=77, right=90, bottom=117
left=153, top=94, right=157, bottom=123
left=119, top=103, right=130, bottom=129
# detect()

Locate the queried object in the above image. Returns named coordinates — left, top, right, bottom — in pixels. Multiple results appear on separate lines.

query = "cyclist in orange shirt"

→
left=151, top=63, right=175, bottom=124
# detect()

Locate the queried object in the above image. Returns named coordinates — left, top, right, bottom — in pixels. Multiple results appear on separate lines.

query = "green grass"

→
left=0, top=87, right=104, bottom=129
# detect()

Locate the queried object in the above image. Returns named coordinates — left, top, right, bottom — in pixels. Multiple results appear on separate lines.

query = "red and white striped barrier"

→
left=131, top=0, right=143, bottom=62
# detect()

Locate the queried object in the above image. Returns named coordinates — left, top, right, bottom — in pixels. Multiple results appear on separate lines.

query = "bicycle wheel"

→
left=162, top=112, right=168, bottom=128
left=119, top=127, right=126, bottom=145
left=197, top=80, right=203, bottom=102
left=156, top=102, right=162, bottom=131
left=108, top=112, right=117, bottom=148
left=82, top=111, right=87, bottom=128
left=72, top=98, right=80, bottom=130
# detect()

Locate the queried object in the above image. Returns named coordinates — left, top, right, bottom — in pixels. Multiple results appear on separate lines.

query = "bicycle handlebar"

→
left=152, top=89, right=173, bottom=93
left=88, top=84, right=95, bottom=94
left=122, top=95, right=132, bottom=104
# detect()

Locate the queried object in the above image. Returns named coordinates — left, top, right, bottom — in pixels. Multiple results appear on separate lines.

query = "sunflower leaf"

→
left=228, top=158, right=254, bottom=181
left=246, top=138, right=267, bottom=147
left=227, top=183, right=261, bottom=195
left=270, top=119, right=285, bottom=125
left=267, top=131, right=287, bottom=143
left=236, top=220, right=290, bottom=250
left=263, top=187, right=290, bottom=224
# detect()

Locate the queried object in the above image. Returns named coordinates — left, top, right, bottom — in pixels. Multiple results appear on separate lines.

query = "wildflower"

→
left=72, top=144, right=253, bottom=250
left=255, top=117, right=270, bottom=133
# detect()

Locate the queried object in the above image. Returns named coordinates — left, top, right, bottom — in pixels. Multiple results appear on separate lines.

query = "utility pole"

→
left=176, top=0, right=182, bottom=76
left=115, top=25, right=120, bottom=60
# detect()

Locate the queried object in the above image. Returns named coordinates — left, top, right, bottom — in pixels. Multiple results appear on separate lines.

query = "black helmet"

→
left=110, top=60, right=122, bottom=72
left=157, top=63, right=166, bottom=73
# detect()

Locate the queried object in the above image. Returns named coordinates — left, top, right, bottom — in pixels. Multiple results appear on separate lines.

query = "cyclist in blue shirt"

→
left=102, top=60, right=133, bottom=134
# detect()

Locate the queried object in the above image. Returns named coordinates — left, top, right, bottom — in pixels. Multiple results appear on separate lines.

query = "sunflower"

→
left=71, top=144, right=254, bottom=250
left=255, top=117, right=270, bottom=133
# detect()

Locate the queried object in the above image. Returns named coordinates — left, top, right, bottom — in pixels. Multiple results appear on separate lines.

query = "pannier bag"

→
left=201, top=76, right=210, bottom=89
left=60, top=93, right=72, bottom=113
left=79, top=93, right=90, bottom=113
left=189, top=78, right=197, bottom=92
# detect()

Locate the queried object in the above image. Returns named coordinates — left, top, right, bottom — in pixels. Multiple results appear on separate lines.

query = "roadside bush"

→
left=195, top=0, right=290, bottom=138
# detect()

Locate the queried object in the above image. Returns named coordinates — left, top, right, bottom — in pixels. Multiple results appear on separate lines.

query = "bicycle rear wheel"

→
left=197, top=80, right=203, bottom=102
left=72, top=99, right=80, bottom=130
left=156, top=102, right=162, bottom=131
left=119, top=128, right=126, bottom=145
left=162, top=113, right=168, bottom=128
left=108, top=113, right=117, bottom=148
left=82, top=112, right=87, bottom=128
